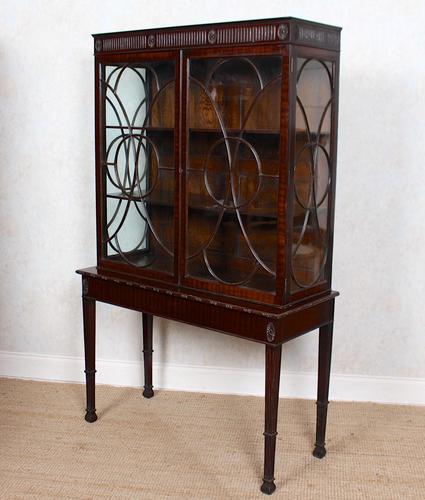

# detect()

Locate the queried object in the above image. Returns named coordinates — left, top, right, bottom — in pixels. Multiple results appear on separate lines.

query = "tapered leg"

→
left=83, top=297, right=97, bottom=423
left=142, top=313, right=154, bottom=398
left=261, top=344, right=282, bottom=495
left=313, top=322, right=334, bottom=458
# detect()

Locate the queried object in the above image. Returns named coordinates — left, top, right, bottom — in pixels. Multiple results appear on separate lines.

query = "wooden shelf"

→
left=104, top=125, right=299, bottom=140
left=105, top=125, right=281, bottom=135
left=295, top=128, right=330, bottom=139
left=107, top=189, right=277, bottom=219
left=105, top=125, right=174, bottom=132
left=107, top=189, right=173, bottom=206
left=189, top=127, right=280, bottom=135
left=106, top=250, right=174, bottom=274
left=104, top=125, right=330, bottom=138
left=187, top=250, right=276, bottom=293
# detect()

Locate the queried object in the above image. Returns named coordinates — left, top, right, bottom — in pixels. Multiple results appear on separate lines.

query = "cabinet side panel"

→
left=326, top=55, right=340, bottom=287
left=288, top=47, right=339, bottom=302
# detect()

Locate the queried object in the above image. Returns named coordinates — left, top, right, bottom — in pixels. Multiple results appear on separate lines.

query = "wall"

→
left=1, top=0, right=424, bottom=404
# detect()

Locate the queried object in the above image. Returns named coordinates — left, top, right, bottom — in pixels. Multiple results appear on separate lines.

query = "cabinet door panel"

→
left=184, top=52, right=284, bottom=299
left=100, top=58, right=177, bottom=277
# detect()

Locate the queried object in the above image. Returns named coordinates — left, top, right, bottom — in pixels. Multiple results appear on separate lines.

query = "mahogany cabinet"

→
left=77, top=16, right=341, bottom=495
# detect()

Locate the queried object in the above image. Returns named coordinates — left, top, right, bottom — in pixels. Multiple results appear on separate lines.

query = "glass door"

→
left=99, top=54, right=178, bottom=279
left=183, top=49, right=285, bottom=301
left=291, top=57, right=334, bottom=295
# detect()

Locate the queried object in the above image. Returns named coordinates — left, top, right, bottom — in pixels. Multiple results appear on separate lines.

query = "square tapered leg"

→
left=261, top=344, right=282, bottom=495
left=313, top=322, right=333, bottom=458
left=83, top=296, right=97, bottom=422
left=142, top=313, right=154, bottom=398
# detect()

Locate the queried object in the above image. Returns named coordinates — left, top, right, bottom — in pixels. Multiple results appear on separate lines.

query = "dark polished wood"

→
left=78, top=16, right=341, bottom=495
left=77, top=267, right=337, bottom=346
left=142, top=313, right=154, bottom=398
left=83, top=295, right=97, bottom=423
left=93, top=17, right=340, bottom=54
left=261, top=345, right=282, bottom=495
left=313, top=320, right=334, bottom=458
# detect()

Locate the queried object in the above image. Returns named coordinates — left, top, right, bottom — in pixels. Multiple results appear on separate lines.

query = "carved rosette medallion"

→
left=147, top=34, right=155, bottom=47
left=277, top=24, right=288, bottom=40
left=266, top=322, right=276, bottom=342
left=208, top=29, right=217, bottom=44
left=94, top=39, right=102, bottom=52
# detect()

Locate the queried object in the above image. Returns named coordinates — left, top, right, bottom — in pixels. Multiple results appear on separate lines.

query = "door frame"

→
left=179, top=44, right=289, bottom=305
left=95, top=49, right=181, bottom=283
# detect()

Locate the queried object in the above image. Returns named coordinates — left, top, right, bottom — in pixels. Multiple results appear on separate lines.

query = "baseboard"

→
left=0, top=350, right=424, bottom=405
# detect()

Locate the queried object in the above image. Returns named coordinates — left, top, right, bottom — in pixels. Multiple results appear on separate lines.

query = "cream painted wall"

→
left=1, top=1, right=425, bottom=391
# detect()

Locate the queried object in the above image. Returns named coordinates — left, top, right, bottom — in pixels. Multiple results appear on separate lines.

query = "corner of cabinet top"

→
left=92, top=17, right=341, bottom=55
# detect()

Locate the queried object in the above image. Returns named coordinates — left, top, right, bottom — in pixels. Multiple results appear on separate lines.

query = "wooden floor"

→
left=0, top=378, right=424, bottom=499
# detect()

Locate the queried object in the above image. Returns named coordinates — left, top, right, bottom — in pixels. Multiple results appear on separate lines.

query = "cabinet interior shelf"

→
left=106, top=190, right=278, bottom=219
left=106, top=125, right=329, bottom=140
left=106, top=125, right=281, bottom=135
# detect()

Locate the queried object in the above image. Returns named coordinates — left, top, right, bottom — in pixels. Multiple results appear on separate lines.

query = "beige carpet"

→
left=0, top=379, right=424, bottom=499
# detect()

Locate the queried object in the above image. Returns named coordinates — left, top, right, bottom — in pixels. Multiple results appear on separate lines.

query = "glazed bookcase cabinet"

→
left=77, top=17, right=341, bottom=495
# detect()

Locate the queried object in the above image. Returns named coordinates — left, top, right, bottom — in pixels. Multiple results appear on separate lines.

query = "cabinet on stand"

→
left=77, top=16, right=341, bottom=495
